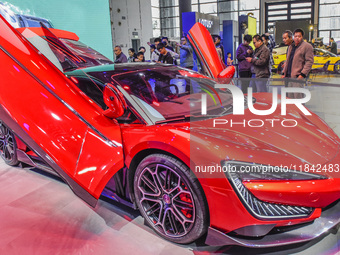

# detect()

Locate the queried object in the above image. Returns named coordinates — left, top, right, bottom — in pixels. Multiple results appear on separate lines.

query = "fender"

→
left=125, top=140, right=191, bottom=170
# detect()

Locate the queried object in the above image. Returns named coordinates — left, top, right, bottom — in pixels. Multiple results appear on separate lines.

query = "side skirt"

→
left=102, top=167, right=137, bottom=209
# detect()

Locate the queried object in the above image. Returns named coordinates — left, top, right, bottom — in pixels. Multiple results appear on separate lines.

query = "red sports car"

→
left=0, top=17, right=339, bottom=247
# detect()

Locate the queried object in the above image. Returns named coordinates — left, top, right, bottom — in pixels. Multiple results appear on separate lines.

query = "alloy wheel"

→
left=0, top=122, right=18, bottom=165
left=137, top=163, right=195, bottom=238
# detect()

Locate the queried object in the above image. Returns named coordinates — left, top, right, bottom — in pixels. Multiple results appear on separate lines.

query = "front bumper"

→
left=205, top=200, right=340, bottom=248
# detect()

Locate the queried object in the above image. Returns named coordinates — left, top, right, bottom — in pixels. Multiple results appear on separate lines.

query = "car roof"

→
left=314, top=48, right=337, bottom=56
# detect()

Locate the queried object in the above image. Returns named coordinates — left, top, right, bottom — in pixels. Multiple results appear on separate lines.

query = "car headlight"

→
left=223, top=161, right=327, bottom=219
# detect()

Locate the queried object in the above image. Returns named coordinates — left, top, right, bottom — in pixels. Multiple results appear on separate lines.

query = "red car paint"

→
left=1, top=15, right=340, bottom=247
left=17, top=27, right=79, bottom=41
left=0, top=16, right=123, bottom=201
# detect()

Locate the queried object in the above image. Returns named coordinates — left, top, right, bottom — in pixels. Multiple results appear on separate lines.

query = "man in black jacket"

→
left=157, top=43, right=173, bottom=64
left=162, top=37, right=174, bottom=51
left=246, top=34, right=270, bottom=92
left=114, top=46, right=127, bottom=63
left=214, top=35, right=225, bottom=64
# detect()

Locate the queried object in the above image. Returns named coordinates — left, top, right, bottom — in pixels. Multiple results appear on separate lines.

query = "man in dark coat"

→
left=161, top=37, right=174, bottom=51
left=157, top=43, right=173, bottom=64
left=114, top=46, right=127, bottom=63
left=330, top=38, right=337, bottom=55
left=214, top=35, right=225, bottom=64
left=282, top=28, right=314, bottom=98
left=236, top=34, right=253, bottom=93
left=246, top=34, right=270, bottom=92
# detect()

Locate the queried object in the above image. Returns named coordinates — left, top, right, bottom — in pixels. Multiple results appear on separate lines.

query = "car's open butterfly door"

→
left=0, top=16, right=124, bottom=207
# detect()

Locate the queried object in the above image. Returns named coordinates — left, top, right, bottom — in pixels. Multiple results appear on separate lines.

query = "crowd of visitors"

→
left=114, top=36, right=183, bottom=65
left=113, top=34, right=225, bottom=68
left=113, top=27, right=333, bottom=98
left=236, top=28, right=315, bottom=97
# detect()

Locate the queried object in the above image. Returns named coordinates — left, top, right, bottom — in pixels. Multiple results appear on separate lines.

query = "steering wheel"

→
left=161, top=84, right=179, bottom=99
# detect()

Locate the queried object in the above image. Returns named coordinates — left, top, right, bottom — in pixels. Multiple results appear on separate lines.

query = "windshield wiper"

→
left=155, top=115, right=191, bottom=124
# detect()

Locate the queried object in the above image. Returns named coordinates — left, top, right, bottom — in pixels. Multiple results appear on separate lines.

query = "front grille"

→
left=229, top=172, right=313, bottom=219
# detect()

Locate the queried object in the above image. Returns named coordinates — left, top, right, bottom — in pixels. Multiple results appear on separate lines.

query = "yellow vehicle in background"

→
left=272, top=46, right=288, bottom=73
left=272, top=46, right=340, bottom=74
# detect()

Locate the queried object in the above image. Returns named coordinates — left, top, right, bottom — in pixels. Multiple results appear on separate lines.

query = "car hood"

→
left=188, top=109, right=339, bottom=166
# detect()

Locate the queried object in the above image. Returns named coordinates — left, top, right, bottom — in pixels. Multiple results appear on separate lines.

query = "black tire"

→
left=134, top=154, right=208, bottom=244
left=334, top=61, right=340, bottom=74
left=0, top=122, right=19, bottom=166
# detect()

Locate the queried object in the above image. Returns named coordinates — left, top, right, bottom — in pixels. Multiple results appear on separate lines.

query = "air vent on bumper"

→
left=229, top=172, right=313, bottom=219
left=223, top=161, right=323, bottom=219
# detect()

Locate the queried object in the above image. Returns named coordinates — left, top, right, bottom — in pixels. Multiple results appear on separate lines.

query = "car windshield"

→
left=19, top=28, right=113, bottom=72
left=273, top=46, right=288, bottom=55
left=314, top=48, right=337, bottom=57
left=112, top=67, right=234, bottom=123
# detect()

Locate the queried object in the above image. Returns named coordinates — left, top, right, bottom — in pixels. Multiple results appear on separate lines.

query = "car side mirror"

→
left=103, top=83, right=127, bottom=119
left=217, top=66, right=235, bottom=79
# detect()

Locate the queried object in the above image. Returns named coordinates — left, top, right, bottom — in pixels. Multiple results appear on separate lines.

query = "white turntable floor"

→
left=0, top=160, right=338, bottom=255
